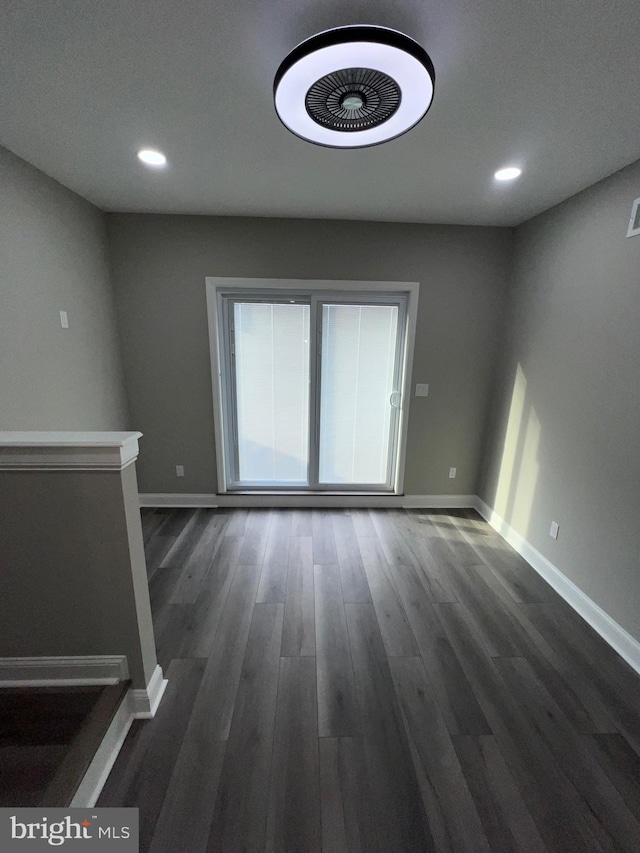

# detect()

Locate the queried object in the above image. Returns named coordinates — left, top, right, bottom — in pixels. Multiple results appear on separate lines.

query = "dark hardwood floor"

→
left=99, top=507, right=640, bottom=851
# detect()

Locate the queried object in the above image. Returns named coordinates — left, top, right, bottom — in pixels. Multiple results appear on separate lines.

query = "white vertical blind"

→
left=319, top=303, right=398, bottom=484
left=234, top=302, right=310, bottom=482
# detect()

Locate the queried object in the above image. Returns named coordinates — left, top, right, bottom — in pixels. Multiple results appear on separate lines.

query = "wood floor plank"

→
left=319, top=738, right=349, bottom=853
left=389, top=656, right=490, bottom=853
left=225, top=508, right=248, bottom=537
left=185, top=561, right=262, bottom=742
left=97, top=658, right=206, bottom=851
left=112, top=507, right=640, bottom=853
left=281, top=536, right=315, bottom=656
left=154, top=525, right=241, bottom=666
left=141, top=509, right=167, bottom=545
left=437, top=602, right=615, bottom=851
left=419, top=511, right=486, bottom=571
left=369, top=509, right=417, bottom=566
left=526, top=602, right=640, bottom=753
left=266, top=657, right=320, bottom=853
left=391, top=560, right=491, bottom=735
left=512, top=603, right=618, bottom=734
left=436, top=516, right=618, bottom=734
left=388, top=510, right=459, bottom=602
left=452, top=735, right=548, bottom=853
left=345, top=603, right=434, bottom=852
left=178, top=535, right=245, bottom=659
left=314, top=564, right=359, bottom=737
left=319, top=737, right=379, bottom=853
left=152, top=603, right=191, bottom=671
left=256, top=510, right=290, bottom=602
left=263, top=509, right=293, bottom=565
left=590, top=733, right=640, bottom=820
left=238, top=508, right=273, bottom=566
left=292, top=509, right=313, bottom=536
left=331, top=511, right=371, bottom=603
left=357, top=536, right=419, bottom=657
left=349, top=508, right=376, bottom=538
left=148, top=562, right=184, bottom=617
left=149, top=738, right=226, bottom=853
left=496, top=655, right=640, bottom=852
left=144, top=513, right=186, bottom=581
left=149, top=511, right=210, bottom=617
left=451, top=511, right=555, bottom=604
left=170, top=510, right=230, bottom=604
left=411, top=513, right=484, bottom=608
left=207, top=603, right=283, bottom=853
left=437, top=561, right=524, bottom=657
left=312, top=509, right=338, bottom=564
left=159, top=508, right=208, bottom=569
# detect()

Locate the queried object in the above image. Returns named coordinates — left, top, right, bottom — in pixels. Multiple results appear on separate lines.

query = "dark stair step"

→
left=40, top=680, right=131, bottom=807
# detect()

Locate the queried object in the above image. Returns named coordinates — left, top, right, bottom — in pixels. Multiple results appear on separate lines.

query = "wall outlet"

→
left=59, top=310, right=69, bottom=328
left=176, top=465, right=185, bottom=478
left=415, top=383, right=429, bottom=397
left=549, top=521, right=559, bottom=540
left=449, top=467, right=457, bottom=479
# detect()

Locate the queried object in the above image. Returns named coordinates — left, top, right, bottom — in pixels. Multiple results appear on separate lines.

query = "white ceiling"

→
left=1, top=0, right=639, bottom=226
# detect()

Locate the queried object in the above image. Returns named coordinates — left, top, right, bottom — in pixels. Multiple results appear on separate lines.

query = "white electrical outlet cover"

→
left=176, top=465, right=185, bottom=477
left=449, top=467, right=457, bottom=478
left=415, top=383, right=429, bottom=397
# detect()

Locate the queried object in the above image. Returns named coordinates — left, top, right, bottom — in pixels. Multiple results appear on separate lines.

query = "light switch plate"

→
left=449, top=467, right=457, bottom=479
left=176, top=465, right=185, bottom=477
left=415, top=383, right=429, bottom=397
left=549, top=521, right=559, bottom=540
left=59, top=310, right=69, bottom=328
left=627, top=197, right=640, bottom=238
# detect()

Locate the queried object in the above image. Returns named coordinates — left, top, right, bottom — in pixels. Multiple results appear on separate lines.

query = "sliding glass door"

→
left=220, top=290, right=407, bottom=491
left=318, top=303, right=400, bottom=486
left=231, top=300, right=310, bottom=485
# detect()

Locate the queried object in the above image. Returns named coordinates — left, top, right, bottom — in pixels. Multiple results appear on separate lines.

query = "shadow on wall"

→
left=489, top=363, right=541, bottom=539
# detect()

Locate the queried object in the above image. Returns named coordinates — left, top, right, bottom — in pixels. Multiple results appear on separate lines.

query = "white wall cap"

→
left=0, top=431, right=143, bottom=470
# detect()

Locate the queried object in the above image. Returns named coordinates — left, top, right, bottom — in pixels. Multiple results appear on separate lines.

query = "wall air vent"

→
left=627, top=197, right=640, bottom=237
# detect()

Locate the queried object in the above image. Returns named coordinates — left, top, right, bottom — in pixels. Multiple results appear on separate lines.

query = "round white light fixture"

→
left=137, top=148, right=167, bottom=168
left=274, top=25, right=435, bottom=148
left=494, top=166, right=522, bottom=181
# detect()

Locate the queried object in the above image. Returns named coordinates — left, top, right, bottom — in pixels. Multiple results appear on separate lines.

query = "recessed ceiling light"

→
left=494, top=166, right=522, bottom=181
left=137, top=148, right=167, bottom=168
left=274, top=25, right=435, bottom=148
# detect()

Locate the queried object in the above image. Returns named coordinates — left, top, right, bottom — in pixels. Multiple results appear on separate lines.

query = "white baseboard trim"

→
left=139, top=492, right=477, bottom=509
left=71, top=666, right=167, bottom=806
left=140, top=493, right=218, bottom=508
left=70, top=690, right=136, bottom=808
left=0, top=655, right=129, bottom=688
left=474, top=497, right=640, bottom=677
left=131, top=665, right=168, bottom=719
left=403, top=494, right=476, bottom=509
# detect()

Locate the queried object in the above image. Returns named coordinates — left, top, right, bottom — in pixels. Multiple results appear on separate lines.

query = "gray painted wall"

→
left=0, top=463, right=157, bottom=689
left=0, top=146, right=129, bottom=430
left=479, top=159, right=640, bottom=642
left=106, top=214, right=513, bottom=495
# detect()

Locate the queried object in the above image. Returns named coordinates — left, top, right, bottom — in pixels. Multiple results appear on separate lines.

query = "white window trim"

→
left=205, top=277, right=420, bottom=495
